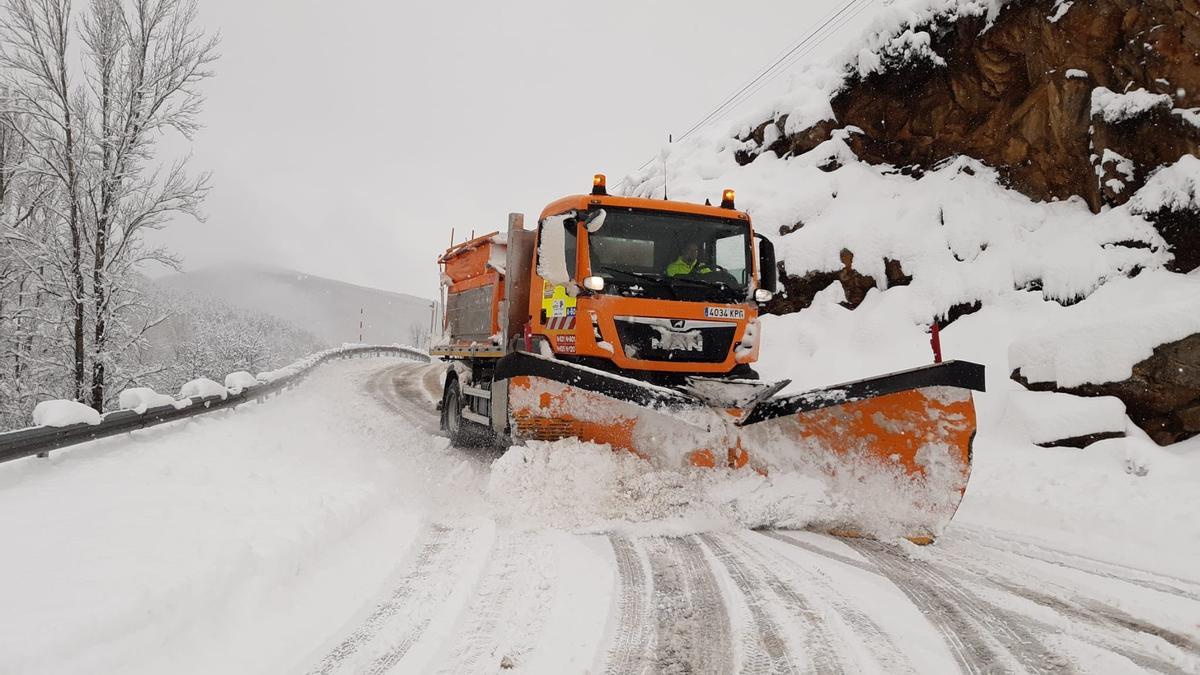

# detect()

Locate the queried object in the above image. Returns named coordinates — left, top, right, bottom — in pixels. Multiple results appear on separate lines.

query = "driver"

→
left=666, top=241, right=712, bottom=277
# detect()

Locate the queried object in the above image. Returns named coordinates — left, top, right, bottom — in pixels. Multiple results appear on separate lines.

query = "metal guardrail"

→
left=0, top=345, right=430, bottom=465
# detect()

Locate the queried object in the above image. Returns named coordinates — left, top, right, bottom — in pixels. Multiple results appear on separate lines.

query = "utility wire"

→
left=674, top=0, right=870, bottom=145
left=617, top=0, right=878, bottom=191
left=733, top=0, right=876, bottom=112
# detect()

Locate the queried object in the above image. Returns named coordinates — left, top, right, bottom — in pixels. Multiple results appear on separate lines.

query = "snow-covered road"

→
left=2, top=357, right=1197, bottom=674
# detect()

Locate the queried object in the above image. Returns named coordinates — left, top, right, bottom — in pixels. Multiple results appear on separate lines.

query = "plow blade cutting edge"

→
left=493, top=353, right=985, bottom=542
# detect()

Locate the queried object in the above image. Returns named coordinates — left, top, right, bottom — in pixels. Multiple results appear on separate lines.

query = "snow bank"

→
left=31, top=400, right=101, bottom=427
left=997, top=390, right=1126, bottom=445
left=486, top=440, right=829, bottom=534
left=1129, top=154, right=1200, bottom=214
left=0, top=358, right=469, bottom=674
left=1090, top=87, right=1172, bottom=124
left=1010, top=271, right=1200, bottom=387
left=179, top=378, right=228, bottom=400
left=630, top=141, right=1164, bottom=311
left=775, top=85, right=837, bottom=135
left=955, top=432, right=1200, bottom=580
left=223, top=371, right=258, bottom=394
left=117, top=387, right=181, bottom=414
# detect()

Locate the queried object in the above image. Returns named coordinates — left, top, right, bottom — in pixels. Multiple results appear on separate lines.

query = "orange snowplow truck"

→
left=431, top=175, right=985, bottom=542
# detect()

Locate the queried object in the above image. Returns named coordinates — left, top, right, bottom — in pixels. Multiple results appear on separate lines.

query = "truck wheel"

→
left=443, top=378, right=464, bottom=444
left=442, top=378, right=482, bottom=446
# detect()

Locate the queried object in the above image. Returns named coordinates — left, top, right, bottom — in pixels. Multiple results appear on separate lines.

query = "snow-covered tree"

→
left=0, top=0, right=218, bottom=425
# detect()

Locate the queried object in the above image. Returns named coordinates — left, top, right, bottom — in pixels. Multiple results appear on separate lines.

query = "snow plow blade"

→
left=737, top=361, right=984, bottom=543
left=494, top=352, right=985, bottom=542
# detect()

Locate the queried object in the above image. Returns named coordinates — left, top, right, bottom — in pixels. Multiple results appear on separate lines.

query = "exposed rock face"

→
left=1014, top=332, right=1200, bottom=445
left=765, top=251, right=913, bottom=313
left=1142, top=207, right=1200, bottom=273
left=743, top=0, right=1200, bottom=271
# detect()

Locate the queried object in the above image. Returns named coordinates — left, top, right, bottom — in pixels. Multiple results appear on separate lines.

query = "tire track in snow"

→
left=932, top=545, right=1199, bottom=672
left=434, top=530, right=534, bottom=674
left=844, top=540, right=1071, bottom=675
left=969, top=580, right=1194, bottom=674
left=769, top=531, right=1191, bottom=673
left=364, top=362, right=441, bottom=434
left=960, top=529, right=1200, bottom=603
left=697, top=534, right=822, bottom=674
left=311, top=526, right=471, bottom=675
left=602, top=535, right=657, bottom=675
left=646, top=537, right=735, bottom=674
left=761, top=531, right=877, bottom=574
left=744, top=532, right=916, bottom=674
left=478, top=533, right=557, bottom=672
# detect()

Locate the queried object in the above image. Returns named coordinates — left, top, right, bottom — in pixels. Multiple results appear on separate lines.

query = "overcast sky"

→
left=149, top=0, right=859, bottom=300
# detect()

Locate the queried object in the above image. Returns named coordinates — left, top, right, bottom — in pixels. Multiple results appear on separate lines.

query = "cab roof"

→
left=539, top=193, right=751, bottom=223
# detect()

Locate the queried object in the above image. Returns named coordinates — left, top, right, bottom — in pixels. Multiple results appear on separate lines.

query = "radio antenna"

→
left=663, top=134, right=671, bottom=200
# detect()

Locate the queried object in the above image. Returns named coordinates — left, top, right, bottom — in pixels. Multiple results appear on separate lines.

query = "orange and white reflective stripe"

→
left=545, top=315, right=577, bottom=331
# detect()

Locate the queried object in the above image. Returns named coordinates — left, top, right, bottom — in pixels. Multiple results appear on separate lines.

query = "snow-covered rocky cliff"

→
left=621, top=0, right=1200, bottom=447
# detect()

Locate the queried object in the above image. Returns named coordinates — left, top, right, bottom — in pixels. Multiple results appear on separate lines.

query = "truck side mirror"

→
left=537, top=212, right=575, bottom=286
left=756, top=233, right=777, bottom=293
left=581, top=208, right=606, bottom=232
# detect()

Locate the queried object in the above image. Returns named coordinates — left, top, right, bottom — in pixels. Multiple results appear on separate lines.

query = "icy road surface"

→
left=1, top=357, right=1197, bottom=674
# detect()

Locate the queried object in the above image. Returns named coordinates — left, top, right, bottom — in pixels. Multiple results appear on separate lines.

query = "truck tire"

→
left=442, top=378, right=484, bottom=447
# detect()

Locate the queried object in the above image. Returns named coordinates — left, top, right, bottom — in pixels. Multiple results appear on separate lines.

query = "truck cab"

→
left=530, top=175, right=777, bottom=381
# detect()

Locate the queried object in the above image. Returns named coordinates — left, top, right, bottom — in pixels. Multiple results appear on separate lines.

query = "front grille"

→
left=613, top=320, right=735, bottom=363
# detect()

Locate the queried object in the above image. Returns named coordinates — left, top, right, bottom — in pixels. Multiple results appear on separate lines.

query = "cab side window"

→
left=715, top=234, right=747, bottom=284
left=564, top=222, right=577, bottom=279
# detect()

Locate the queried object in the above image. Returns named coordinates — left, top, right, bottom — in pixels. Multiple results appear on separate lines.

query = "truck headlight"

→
left=755, top=289, right=773, bottom=302
left=584, top=276, right=605, bottom=291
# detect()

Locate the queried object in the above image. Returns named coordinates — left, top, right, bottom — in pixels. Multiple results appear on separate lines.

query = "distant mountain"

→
left=159, top=263, right=434, bottom=347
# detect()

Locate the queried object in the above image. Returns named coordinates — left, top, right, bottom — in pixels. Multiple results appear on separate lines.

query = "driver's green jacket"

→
left=666, top=258, right=711, bottom=277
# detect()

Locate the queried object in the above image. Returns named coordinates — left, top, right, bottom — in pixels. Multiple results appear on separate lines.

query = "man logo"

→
left=670, top=319, right=685, bottom=329
left=651, top=326, right=703, bottom=352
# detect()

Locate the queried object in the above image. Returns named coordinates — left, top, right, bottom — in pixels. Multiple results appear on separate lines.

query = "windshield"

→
left=585, top=208, right=750, bottom=302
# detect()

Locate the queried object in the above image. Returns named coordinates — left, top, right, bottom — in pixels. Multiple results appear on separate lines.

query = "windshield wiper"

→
left=596, top=266, right=677, bottom=299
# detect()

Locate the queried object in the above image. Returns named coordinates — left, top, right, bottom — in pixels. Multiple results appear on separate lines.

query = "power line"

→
left=674, top=0, right=871, bottom=145
left=617, top=0, right=878, bottom=192
left=730, top=0, right=877, bottom=118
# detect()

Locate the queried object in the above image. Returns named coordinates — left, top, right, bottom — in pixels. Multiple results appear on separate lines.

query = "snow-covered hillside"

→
left=620, top=0, right=1200, bottom=452
left=159, top=262, right=434, bottom=347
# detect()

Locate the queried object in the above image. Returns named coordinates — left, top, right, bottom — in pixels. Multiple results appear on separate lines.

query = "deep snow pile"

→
left=1010, top=271, right=1200, bottom=388
left=486, top=439, right=828, bottom=534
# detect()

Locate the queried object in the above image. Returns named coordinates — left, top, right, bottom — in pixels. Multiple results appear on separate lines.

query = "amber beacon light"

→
left=592, top=173, right=607, bottom=196
left=720, top=188, right=735, bottom=209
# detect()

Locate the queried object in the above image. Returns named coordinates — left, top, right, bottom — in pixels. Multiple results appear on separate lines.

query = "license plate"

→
left=704, top=306, right=745, bottom=319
